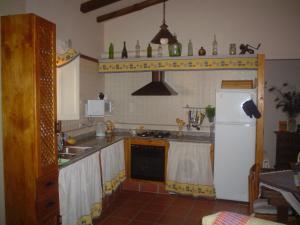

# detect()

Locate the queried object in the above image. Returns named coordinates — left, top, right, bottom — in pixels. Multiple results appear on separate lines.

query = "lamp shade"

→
left=151, top=1, right=176, bottom=45
left=151, top=23, right=176, bottom=44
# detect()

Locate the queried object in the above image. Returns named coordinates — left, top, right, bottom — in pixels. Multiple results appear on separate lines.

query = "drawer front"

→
left=37, top=171, right=58, bottom=200
left=36, top=193, right=59, bottom=221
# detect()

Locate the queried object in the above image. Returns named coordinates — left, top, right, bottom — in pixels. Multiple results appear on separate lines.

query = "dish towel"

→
left=166, top=141, right=215, bottom=197
left=101, top=140, right=126, bottom=195
left=59, top=152, right=102, bottom=225
left=242, top=99, right=261, bottom=119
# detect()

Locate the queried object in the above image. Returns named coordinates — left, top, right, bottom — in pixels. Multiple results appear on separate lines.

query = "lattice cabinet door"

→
left=35, top=15, right=58, bottom=176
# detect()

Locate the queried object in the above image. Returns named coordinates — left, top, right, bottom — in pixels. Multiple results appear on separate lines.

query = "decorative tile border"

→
left=98, top=56, right=258, bottom=73
left=56, top=48, right=79, bottom=67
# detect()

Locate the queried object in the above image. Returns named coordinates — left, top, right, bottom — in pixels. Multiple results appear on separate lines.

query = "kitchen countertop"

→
left=59, top=131, right=213, bottom=168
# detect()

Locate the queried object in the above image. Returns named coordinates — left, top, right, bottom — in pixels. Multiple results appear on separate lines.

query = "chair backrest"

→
left=249, top=163, right=261, bottom=213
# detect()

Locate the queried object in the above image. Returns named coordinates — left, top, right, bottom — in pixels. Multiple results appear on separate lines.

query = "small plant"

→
left=205, top=105, right=216, bottom=122
left=268, top=83, right=300, bottom=119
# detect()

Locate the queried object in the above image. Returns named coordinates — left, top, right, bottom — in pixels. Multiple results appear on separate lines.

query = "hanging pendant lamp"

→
left=151, top=1, right=176, bottom=45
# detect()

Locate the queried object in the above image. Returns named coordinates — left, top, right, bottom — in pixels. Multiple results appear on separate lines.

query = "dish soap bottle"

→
left=135, top=40, right=140, bottom=58
left=122, top=41, right=128, bottom=58
left=212, top=34, right=218, bottom=55
left=108, top=43, right=114, bottom=59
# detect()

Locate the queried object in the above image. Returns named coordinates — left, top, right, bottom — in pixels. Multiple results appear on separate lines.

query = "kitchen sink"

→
left=58, top=152, right=77, bottom=159
left=63, top=146, right=92, bottom=154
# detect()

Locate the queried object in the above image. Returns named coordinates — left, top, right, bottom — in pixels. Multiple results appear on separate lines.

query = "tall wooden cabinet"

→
left=1, top=14, right=59, bottom=225
left=275, top=131, right=300, bottom=169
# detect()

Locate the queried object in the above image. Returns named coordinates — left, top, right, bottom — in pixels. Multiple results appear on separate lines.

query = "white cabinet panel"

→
left=57, top=56, right=80, bottom=120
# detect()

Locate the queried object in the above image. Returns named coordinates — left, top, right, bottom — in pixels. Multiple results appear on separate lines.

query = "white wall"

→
left=264, top=60, right=300, bottom=166
left=25, top=0, right=104, bottom=58
left=103, top=0, right=300, bottom=59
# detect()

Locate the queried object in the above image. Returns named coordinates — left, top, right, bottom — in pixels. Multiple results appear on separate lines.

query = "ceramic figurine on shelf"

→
left=239, top=43, right=261, bottom=54
left=176, top=118, right=185, bottom=136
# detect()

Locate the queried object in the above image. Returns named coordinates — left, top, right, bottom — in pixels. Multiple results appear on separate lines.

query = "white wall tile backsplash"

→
left=105, top=70, right=256, bottom=131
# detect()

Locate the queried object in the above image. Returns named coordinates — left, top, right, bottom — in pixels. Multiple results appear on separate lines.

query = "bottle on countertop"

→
left=212, top=34, right=218, bottom=55
left=135, top=40, right=141, bottom=58
left=108, top=43, right=114, bottom=59
left=147, top=43, right=152, bottom=58
left=188, top=39, right=193, bottom=56
left=121, top=41, right=128, bottom=58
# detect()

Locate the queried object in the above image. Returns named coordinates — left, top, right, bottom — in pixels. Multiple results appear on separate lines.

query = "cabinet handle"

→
left=46, top=181, right=54, bottom=187
left=46, top=201, right=55, bottom=208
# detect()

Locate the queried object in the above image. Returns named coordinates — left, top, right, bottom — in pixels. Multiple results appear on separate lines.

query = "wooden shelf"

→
left=98, top=55, right=259, bottom=73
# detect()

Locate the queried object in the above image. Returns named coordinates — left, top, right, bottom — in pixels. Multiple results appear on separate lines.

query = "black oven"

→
left=131, top=144, right=165, bottom=182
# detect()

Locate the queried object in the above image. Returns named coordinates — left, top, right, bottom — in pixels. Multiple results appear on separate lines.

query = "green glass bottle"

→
left=108, top=43, right=114, bottom=59
left=147, top=44, right=152, bottom=58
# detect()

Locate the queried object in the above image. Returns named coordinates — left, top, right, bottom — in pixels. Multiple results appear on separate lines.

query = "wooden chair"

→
left=248, top=164, right=277, bottom=215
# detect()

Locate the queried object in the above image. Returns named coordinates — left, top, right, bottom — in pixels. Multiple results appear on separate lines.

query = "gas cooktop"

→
left=136, top=131, right=171, bottom=138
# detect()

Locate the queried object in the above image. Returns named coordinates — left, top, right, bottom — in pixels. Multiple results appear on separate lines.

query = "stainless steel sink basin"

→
left=58, top=153, right=76, bottom=159
left=63, top=146, right=92, bottom=154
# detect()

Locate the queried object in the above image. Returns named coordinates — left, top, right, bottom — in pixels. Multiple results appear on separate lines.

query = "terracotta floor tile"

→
left=128, top=220, right=155, bottom=225
left=164, top=205, right=191, bottom=217
left=184, top=217, right=202, bottom=225
left=98, top=216, right=130, bottom=225
left=157, top=214, right=185, bottom=225
left=134, top=211, right=162, bottom=223
left=93, top=190, right=297, bottom=225
left=111, top=206, right=140, bottom=219
left=122, top=199, right=149, bottom=209
left=143, top=202, right=170, bottom=213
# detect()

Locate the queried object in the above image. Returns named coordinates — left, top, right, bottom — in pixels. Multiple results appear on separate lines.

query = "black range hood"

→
left=131, top=71, right=177, bottom=96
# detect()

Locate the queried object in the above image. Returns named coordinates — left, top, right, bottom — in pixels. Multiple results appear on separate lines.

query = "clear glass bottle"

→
left=212, top=34, right=218, bottom=55
left=157, top=44, right=163, bottom=57
left=121, top=41, right=128, bottom=58
left=147, top=43, right=152, bottom=58
left=108, top=43, right=114, bottom=59
left=135, top=40, right=140, bottom=58
left=188, top=40, right=193, bottom=56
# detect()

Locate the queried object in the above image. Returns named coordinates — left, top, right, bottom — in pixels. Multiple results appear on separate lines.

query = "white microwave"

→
left=85, top=100, right=112, bottom=117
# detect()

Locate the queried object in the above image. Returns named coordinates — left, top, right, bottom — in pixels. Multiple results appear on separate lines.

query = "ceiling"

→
left=80, top=0, right=166, bottom=22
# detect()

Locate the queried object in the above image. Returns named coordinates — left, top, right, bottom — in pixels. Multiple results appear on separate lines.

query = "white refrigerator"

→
left=214, top=89, right=257, bottom=202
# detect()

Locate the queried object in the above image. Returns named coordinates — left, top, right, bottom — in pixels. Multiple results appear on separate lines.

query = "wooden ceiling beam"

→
left=81, top=0, right=122, bottom=13
left=97, top=0, right=167, bottom=23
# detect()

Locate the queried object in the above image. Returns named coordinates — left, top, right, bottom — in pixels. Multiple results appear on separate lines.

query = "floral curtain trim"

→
left=56, top=48, right=79, bottom=67
left=76, top=202, right=102, bottom=225
left=166, top=180, right=215, bottom=198
left=103, top=169, right=126, bottom=195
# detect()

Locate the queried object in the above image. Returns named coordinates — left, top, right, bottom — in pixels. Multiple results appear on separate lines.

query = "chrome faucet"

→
left=57, top=132, right=65, bottom=152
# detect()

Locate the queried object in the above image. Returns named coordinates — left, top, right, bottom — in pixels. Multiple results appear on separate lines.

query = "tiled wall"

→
left=61, top=57, right=105, bottom=137
left=105, top=70, right=256, bottom=132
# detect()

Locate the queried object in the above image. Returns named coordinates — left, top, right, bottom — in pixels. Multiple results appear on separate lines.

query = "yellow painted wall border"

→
left=99, top=56, right=258, bottom=73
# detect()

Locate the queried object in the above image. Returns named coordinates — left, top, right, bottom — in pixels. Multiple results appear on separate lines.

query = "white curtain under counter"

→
left=59, top=151, right=102, bottom=225
left=166, top=141, right=215, bottom=197
left=101, top=140, right=126, bottom=195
